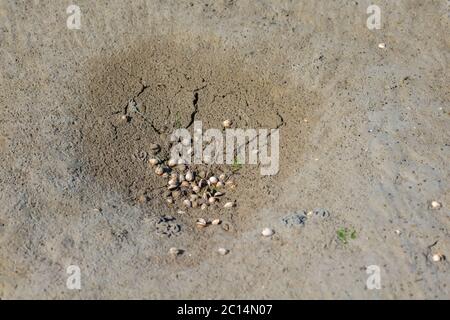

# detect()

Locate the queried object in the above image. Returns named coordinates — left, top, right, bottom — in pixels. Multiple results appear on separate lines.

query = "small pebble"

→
left=262, top=228, right=274, bottom=237
left=378, top=43, right=386, bottom=49
left=432, top=253, right=444, bottom=262
left=212, top=219, right=221, bottom=225
left=169, top=247, right=181, bottom=256
left=430, top=201, right=442, bottom=209
left=222, top=119, right=232, bottom=128
left=217, top=248, right=229, bottom=255
left=223, top=201, right=234, bottom=208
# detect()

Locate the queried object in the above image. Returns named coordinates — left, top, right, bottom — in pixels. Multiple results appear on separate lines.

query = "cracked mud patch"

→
left=75, top=38, right=322, bottom=222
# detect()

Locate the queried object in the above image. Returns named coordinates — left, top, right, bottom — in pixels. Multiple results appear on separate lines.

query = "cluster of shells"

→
left=147, top=144, right=236, bottom=211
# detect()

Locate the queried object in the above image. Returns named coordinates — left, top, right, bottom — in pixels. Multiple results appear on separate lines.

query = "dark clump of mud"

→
left=74, top=37, right=321, bottom=222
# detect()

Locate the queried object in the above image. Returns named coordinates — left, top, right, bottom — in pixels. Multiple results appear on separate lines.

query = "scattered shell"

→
left=214, top=192, right=224, bottom=197
left=432, top=253, right=445, bottom=262
left=185, top=171, right=194, bottom=182
left=192, top=200, right=198, bottom=208
left=217, top=247, right=229, bottom=255
left=394, top=229, right=401, bottom=235
left=183, top=199, right=191, bottom=207
left=378, top=43, right=386, bottom=49
left=154, top=166, right=164, bottom=175
left=216, top=181, right=224, bottom=188
left=430, top=201, right=442, bottom=209
left=198, top=179, right=208, bottom=188
left=167, top=158, right=177, bottom=167
left=196, top=218, right=207, bottom=228
left=222, top=119, right=232, bottom=128
left=178, top=174, right=185, bottom=181
left=177, top=210, right=186, bottom=214
left=223, top=201, right=235, bottom=208
left=166, top=197, right=174, bottom=204
left=208, top=197, right=217, bottom=204
left=168, top=178, right=178, bottom=186
left=261, top=228, right=274, bottom=237
left=148, top=158, right=159, bottom=166
left=212, top=219, right=221, bottom=225
left=192, top=186, right=200, bottom=193
left=219, top=174, right=226, bottom=181
left=168, top=185, right=179, bottom=191
left=169, top=247, right=181, bottom=256
left=201, top=203, right=208, bottom=210
left=209, top=176, right=219, bottom=184
left=181, top=181, right=190, bottom=187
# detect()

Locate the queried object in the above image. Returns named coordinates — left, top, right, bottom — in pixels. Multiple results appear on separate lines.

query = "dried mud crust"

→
left=74, top=38, right=323, bottom=225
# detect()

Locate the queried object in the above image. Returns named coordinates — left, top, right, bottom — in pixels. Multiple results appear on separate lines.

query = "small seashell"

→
left=192, top=186, right=200, bottom=193
left=169, top=247, right=181, bottom=256
left=192, top=200, right=198, bottom=208
left=201, top=203, right=208, bottom=210
left=223, top=201, right=234, bottom=208
left=168, top=178, right=178, bottom=186
left=148, top=158, right=159, bottom=166
left=394, top=229, right=401, bottom=235
left=178, top=174, right=185, bottom=181
left=219, top=174, right=226, bottom=181
left=196, top=218, right=207, bottom=228
left=166, top=197, right=174, bottom=204
left=168, top=185, right=179, bottom=191
left=208, top=197, right=217, bottom=204
left=177, top=210, right=186, bottom=214
left=209, top=176, right=218, bottom=184
left=222, top=119, right=232, bottom=128
left=432, top=253, right=445, bottom=262
left=183, top=199, right=191, bottom=207
left=155, top=166, right=164, bottom=175
left=216, top=181, right=224, bottom=188
left=214, top=192, right=224, bottom=197
left=177, top=158, right=187, bottom=165
left=185, top=171, right=194, bottom=182
left=261, top=228, right=274, bottom=237
left=167, top=158, right=177, bottom=167
left=181, top=181, right=190, bottom=187
left=212, top=219, right=221, bottom=225
left=378, top=42, right=386, bottom=49
left=430, top=201, right=442, bottom=209
left=170, top=172, right=178, bottom=179
left=217, top=247, right=229, bottom=255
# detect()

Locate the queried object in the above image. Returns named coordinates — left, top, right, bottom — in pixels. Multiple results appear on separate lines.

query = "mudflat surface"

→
left=0, top=0, right=449, bottom=299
